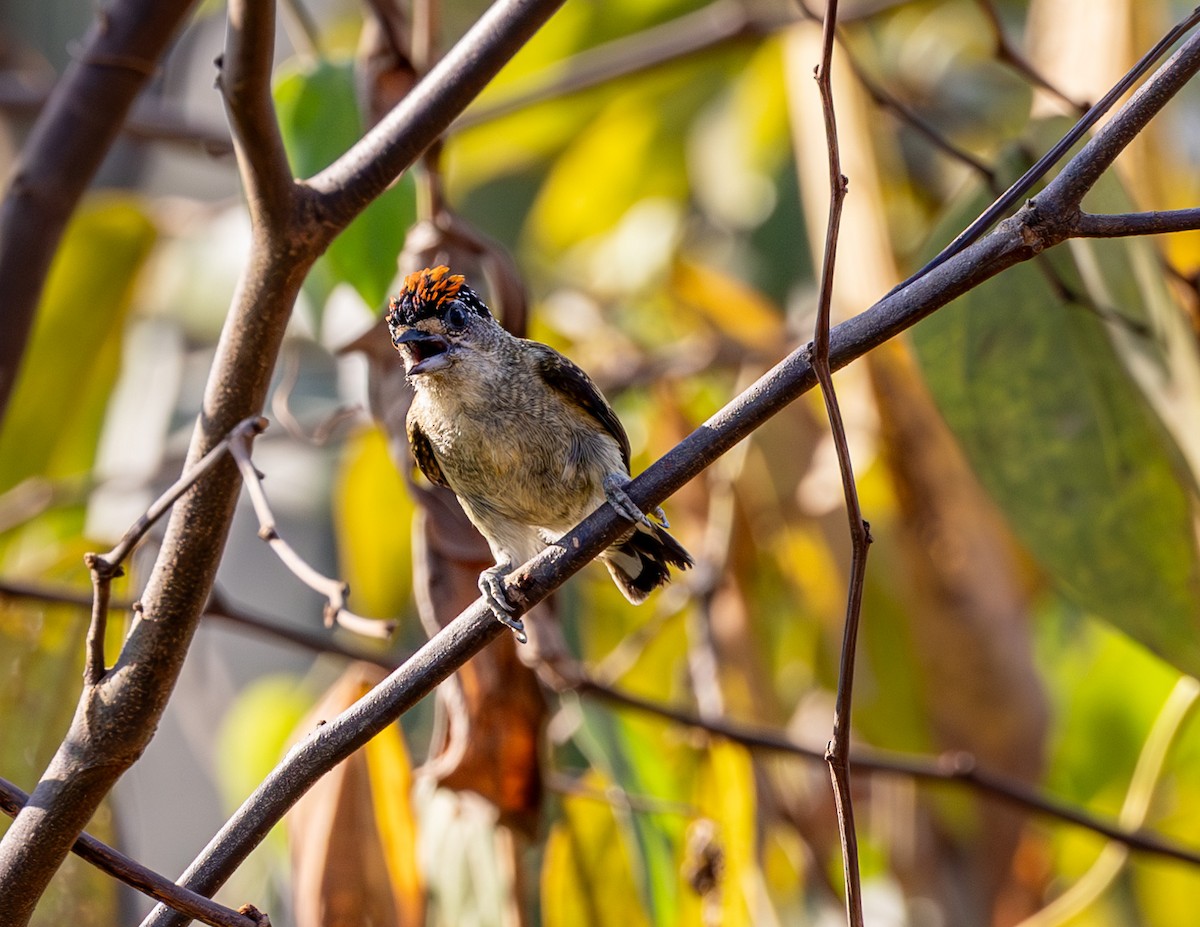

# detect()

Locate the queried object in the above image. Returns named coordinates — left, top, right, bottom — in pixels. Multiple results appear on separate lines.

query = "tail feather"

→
left=602, top=522, right=693, bottom=604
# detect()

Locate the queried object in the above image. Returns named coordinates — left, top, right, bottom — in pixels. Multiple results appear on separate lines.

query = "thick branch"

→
left=0, top=779, right=262, bottom=927
left=901, top=8, right=1200, bottom=292
left=307, top=0, right=568, bottom=224
left=220, top=0, right=294, bottom=225
left=0, top=0, right=199, bottom=427
left=0, top=0, right=566, bottom=920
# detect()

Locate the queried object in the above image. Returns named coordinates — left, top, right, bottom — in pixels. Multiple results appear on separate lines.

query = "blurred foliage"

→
left=4, top=0, right=1200, bottom=925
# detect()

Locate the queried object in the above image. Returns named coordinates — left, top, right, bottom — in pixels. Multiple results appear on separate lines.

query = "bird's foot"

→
left=603, top=474, right=661, bottom=530
left=478, top=564, right=527, bottom=644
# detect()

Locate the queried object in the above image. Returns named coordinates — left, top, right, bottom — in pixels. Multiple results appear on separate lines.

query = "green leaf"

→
left=911, top=123, right=1200, bottom=673
left=573, top=701, right=690, bottom=926
left=0, top=196, right=155, bottom=495
left=274, top=59, right=415, bottom=312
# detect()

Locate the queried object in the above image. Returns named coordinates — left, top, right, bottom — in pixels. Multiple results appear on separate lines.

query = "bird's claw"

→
left=603, top=474, right=657, bottom=531
left=478, top=565, right=527, bottom=644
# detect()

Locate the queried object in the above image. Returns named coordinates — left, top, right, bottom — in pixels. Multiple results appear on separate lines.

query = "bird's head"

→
left=385, top=266, right=498, bottom=377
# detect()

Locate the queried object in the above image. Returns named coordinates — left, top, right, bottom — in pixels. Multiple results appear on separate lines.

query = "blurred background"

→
left=3, top=0, right=1200, bottom=924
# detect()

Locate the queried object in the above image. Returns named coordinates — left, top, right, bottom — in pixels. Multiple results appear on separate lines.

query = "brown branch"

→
left=0, top=0, right=200, bottom=428
left=569, top=675, right=1200, bottom=868
left=79, top=416, right=267, bottom=684
left=226, top=422, right=393, bottom=639
left=1073, top=208, right=1200, bottom=238
left=219, top=0, right=295, bottom=225
left=807, top=3, right=870, bottom=924
left=793, top=0, right=995, bottom=181
left=974, top=0, right=1088, bottom=113
left=0, top=778, right=265, bottom=927
left=899, top=5, right=1200, bottom=294
left=0, top=578, right=403, bottom=669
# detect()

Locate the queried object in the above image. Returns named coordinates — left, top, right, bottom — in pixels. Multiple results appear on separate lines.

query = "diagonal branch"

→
left=898, top=7, right=1200, bottom=294
left=140, top=25, right=1200, bottom=914
left=0, top=778, right=264, bottom=927
left=0, top=2, right=572, bottom=923
left=307, top=0, right=568, bottom=224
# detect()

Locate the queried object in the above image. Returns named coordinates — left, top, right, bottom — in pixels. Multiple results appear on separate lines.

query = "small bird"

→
left=386, top=266, right=692, bottom=640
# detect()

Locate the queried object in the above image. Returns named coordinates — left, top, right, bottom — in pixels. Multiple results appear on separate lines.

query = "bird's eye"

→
left=445, top=305, right=468, bottom=330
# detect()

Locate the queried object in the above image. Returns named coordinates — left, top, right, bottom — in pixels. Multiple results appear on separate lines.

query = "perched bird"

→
left=386, top=266, right=692, bottom=640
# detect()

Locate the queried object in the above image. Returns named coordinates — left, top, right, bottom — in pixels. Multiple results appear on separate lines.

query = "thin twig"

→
left=808, top=2, right=871, bottom=923
left=896, top=4, right=1200, bottom=296
left=0, top=777, right=266, bottom=927
left=0, top=578, right=404, bottom=668
left=974, top=0, right=1088, bottom=113
left=570, top=673, right=1200, bottom=868
left=793, top=0, right=995, bottom=182
left=227, top=421, right=394, bottom=639
left=1074, top=208, right=1200, bottom=238
left=81, top=416, right=267, bottom=684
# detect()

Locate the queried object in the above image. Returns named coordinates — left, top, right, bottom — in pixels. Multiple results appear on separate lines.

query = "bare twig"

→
left=897, top=4, right=1200, bottom=295
left=807, top=3, right=871, bottom=924
left=0, top=578, right=404, bottom=669
left=81, top=416, right=267, bottom=684
left=1074, top=208, right=1200, bottom=238
left=793, top=0, right=995, bottom=182
left=2, top=1, right=571, bottom=920
left=974, top=0, right=1087, bottom=113
left=569, top=672, right=1200, bottom=867
left=0, top=778, right=266, bottom=927
left=226, top=419, right=394, bottom=639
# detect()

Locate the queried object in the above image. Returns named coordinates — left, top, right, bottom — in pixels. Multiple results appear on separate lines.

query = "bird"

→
left=385, top=265, right=692, bottom=641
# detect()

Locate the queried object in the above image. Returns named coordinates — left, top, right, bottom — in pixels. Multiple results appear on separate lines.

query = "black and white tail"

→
left=601, top=522, right=693, bottom=604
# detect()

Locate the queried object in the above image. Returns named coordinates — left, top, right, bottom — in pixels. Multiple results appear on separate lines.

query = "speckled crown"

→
left=385, top=265, right=491, bottom=330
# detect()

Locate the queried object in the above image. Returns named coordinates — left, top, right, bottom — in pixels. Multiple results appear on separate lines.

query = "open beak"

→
left=395, top=329, right=450, bottom=375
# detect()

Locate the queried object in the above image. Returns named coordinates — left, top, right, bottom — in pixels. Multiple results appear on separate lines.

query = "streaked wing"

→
left=532, top=342, right=631, bottom=470
left=407, top=418, right=451, bottom=488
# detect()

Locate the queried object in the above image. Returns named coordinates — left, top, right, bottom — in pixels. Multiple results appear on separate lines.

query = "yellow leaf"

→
left=542, top=781, right=653, bottom=927
left=333, top=426, right=414, bottom=619
left=670, top=260, right=783, bottom=352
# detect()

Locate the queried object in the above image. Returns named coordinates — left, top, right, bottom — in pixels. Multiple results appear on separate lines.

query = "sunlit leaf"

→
left=287, top=665, right=425, bottom=926
left=0, top=197, right=155, bottom=495
left=216, top=673, right=314, bottom=810
left=573, top=701, right=691, bottom=926
left=275, top=59, right=415, bottom=312
left=685, top=740, right=757, bottom=926
left=363, top=716, right=425, bottom=926
left=542, top=781, right=653, bottom=927
left=911, top=129, right=1200, bottom=674
left=333, top=425, right=415, bottom=619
